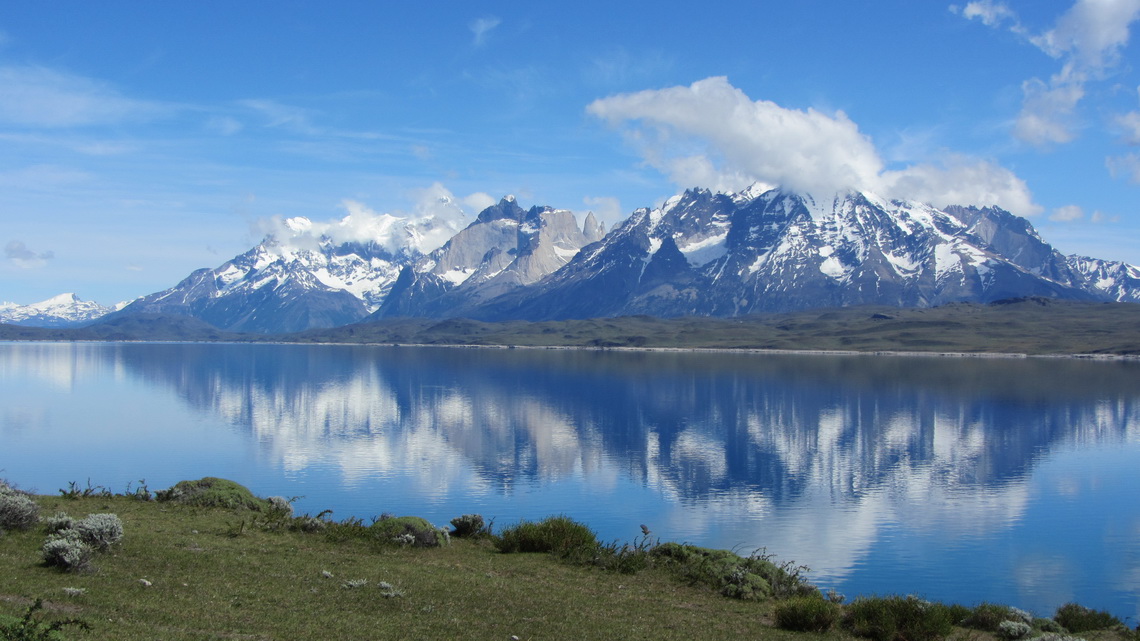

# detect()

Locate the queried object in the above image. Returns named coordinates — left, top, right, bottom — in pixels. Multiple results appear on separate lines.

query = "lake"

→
left=2, top=341, right=1138, bottom=620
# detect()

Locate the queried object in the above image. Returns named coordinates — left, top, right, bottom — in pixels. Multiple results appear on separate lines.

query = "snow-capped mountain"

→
left=372, top=196, right=605, bottom=319
left=111, top=205, right=466, bottom=334
left=459, top=186, right=1139, bottom=321
left=111, top=196, right=604, bottom=334
left=0, top=293, right=123, bottom=328
left=103, top=184, right=1138, bottom=333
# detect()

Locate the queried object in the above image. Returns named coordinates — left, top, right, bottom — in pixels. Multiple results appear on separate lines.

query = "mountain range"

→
left=10, top=185, right=1140, bottom=333
left=0, top=293, right=123, bottom=328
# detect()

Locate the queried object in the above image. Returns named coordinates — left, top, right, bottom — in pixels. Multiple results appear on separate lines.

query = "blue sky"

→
left=2, top=1, right=1140, bottom=305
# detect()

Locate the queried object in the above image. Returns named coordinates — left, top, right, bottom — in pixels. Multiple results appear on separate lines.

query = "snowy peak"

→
left=371, top=197, right=598, bottom=318
left=459, top=186, right=1137, bottom=321
left=0, top=293, right=120, bottom=327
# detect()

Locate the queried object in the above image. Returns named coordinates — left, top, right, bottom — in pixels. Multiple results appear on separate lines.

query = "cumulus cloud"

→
left=588, top=77, right=1040, bottom=216
left=0, top=64, right=166, bottom=128
left=952, top=0, right=1020, bottom=28
left=588, top=77, right=883, bottom=198
left=470, top=16, right=501, bottom=47
left=957, top=0, right=1140, bottom=147
left=257, top=182, right=489, bottom=256
left=881, top=157, right=1041, bottom=216
left=5, top=240, right=54, bottom=268
left=1106, top=152, right=1140, bottom=182
left=1050, top=204, right=1085, bottom=221
left=1014, top=69, right=1086, bottom=146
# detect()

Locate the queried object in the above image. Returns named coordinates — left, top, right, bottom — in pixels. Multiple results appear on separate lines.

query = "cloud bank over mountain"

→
left=587, top=77, right=1040, bottom=216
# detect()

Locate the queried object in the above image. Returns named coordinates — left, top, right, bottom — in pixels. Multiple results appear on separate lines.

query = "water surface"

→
left=2, top=342, right=1137, bottom=620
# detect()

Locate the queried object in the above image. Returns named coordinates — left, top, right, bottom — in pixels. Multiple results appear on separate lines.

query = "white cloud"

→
left=470, top=16, right=501, bottom=47
left=588, top=77, right=1041, bottom=216
left=239, top=99, right=322, bottom=135
left=1106, top=152, right=1140, bottom=181
left=0, top=64, right=166, bottom=128
left=1050, top=204, right=1086, bottom=221
left=5, top=240, right=54, bottom=269
left=206, top=115, right=243, bottom=136
left=1030, top=0, right=1140, bottom=70
left=256, top=182, right=487, bottom=256
left=881, top=156, right=1041, bottom=216
left=1015, top=69, right=1085, bottom=146
left=957, top=0, right=1140, bottom=147
left=954, top=0, right=1019, bottom=28
left=587, top=76, right=883, bottom=198
left=1114, top=87, right=1140, bottom=144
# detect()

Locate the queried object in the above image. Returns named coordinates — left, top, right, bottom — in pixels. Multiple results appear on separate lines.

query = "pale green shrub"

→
left=43, top=511, right=76, bottom=534
left=74, top=513, right=123, bottom=550
left=42, top=530, right=94, bottom=572
left=998, top=620, right=1032, bottom=639
left=449, top=514, right=486, bottom=538
left=0, top=490, right=40, bottom=531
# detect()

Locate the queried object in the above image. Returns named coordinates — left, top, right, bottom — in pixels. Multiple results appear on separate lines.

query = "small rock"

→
left=138, top=579, right=152, bottom=587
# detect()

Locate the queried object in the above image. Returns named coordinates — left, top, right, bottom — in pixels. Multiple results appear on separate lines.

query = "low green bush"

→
left=650, top=543, right=815, bottom=601
left=773, top=595, right=843, bottom=632
left=962, top=603, right=1024, bottom=632
left=155, top=477, right=269, bottom=511
left=1053, top=603, right=1122, bottom=632
left=41, top=530, right=94, bottom=572
left=74, top=513, right=124, bottom=550
left=0, top=486, right=40, bottom=532
left=843, top=595, right=955, bottom=641
left=369, top=516, right=446, bottom=547
left=997, top=620, right=1032, bottom=639
left=449, top=514, right=486, bottom=538
left=494, top=516, right=598, bottom=556
left=0, top=598, right=89, bottom=640
left=42, top=511, right=75, bottom=534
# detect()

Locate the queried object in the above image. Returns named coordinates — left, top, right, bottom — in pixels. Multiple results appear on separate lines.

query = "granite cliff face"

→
left=372, top=196, right=604, bottom=319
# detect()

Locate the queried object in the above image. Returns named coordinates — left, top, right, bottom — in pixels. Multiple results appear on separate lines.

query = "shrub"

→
left=266, top=496, right=294, bottom=517
left=155, top=477, right=269, bottom=511
left=1036, top=618, right=1066, bottom=634
left=0, top=491, right=40, bottom=532
left=0, top=598, right=89, bottom=640
left=43, top=511, right=76, bottom=534
left=493, top=516, right=598, bottom=556
left=369, top=516, right=445, bottom=547
left=998, top=620, right=1032, bottom=639
left=42, top=530, right=94, bottom=572
left=1053, top=603, right=1122, bottom=632
left=74, top=513, right=123, bottom=550
left=774, top=596, right=843, bottom=632
left=650, top=542, right=816, bottom=601
left=963, top=603, right=1023, bottom=632
left=449, top=514, right=486, bottom=538
left=843, top=595, right=955, bottom=641
left=1035, top=634, right=1089, bottom=641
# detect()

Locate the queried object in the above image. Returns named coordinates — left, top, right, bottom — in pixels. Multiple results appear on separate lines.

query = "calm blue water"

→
left=2, top=342, right=1138, bottom=620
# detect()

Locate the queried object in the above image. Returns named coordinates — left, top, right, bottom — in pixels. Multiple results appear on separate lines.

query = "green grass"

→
left=0, top=495, right=807, bottom=641
left=4, top=490, right=1139, bottom=641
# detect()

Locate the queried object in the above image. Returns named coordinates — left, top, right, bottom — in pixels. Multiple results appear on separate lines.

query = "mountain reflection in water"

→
left=2, top=342, right=1138, bottom=620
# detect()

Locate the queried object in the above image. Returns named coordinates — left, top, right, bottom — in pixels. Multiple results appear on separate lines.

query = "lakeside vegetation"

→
left=1, top=299, right=1139, bottom=356
left=1, top=478, right=1136, bottom=641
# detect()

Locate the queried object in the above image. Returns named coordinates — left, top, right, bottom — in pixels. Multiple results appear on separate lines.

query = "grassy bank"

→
left=1, top=480, right=1136, bottom=641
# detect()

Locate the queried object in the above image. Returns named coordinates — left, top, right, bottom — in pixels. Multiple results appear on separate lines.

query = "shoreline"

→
left=6, top=337, right=1139, bottom=361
